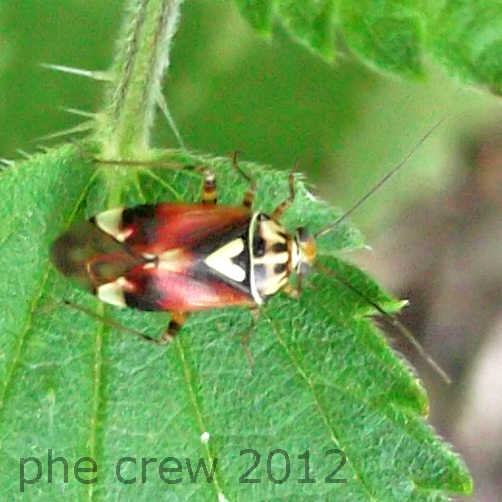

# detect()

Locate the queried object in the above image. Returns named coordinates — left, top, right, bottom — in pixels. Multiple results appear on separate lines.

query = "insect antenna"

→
left=315, top=116, right=448, bottom=239
left=316, top=262, right=451, bottom=384
left=313, top=117, right=450, bottom=384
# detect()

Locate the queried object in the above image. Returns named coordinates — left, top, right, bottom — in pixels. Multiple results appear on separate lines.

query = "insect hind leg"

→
left=158, top=311, right=189, bottom=344
left=201, top=169, right=218, bottom=205
left=59, top=300, right=188, bottom=346
left=68, top=140, right=192, bottom=172
left=232, top=152, right=257, bottom=209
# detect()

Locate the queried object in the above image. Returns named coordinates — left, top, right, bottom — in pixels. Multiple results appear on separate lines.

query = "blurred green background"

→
left=1, top=0, right=499, bottom=235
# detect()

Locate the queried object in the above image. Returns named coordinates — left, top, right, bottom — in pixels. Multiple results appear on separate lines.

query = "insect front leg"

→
left=282, top=281, right=301, bottom=299
left=270, top=160, right=298, bottom=220
left=238, top=306, right=261, bottom=369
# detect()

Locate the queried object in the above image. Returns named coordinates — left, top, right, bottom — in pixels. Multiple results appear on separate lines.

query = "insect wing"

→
left=108, top=204, right=257, bottom=311
left=51, top=220, right=142, bottom=294
left=109, top=203, right=253, bottom=255
left=51, top=203, right=259, bottom=311
left=122, top=261, right=256, bottom=311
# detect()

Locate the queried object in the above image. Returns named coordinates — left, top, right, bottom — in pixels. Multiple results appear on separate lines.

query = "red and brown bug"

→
left=50, top=158, right=316, bottom=343
left=50, top=122, right=449, bottom=381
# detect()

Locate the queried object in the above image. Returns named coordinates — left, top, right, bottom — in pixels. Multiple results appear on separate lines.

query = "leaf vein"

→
left=175, top=337, right=228, bottom=502
left=264, top=314, right=379, bottom=502
left=86, top=316, right=106, bottom=502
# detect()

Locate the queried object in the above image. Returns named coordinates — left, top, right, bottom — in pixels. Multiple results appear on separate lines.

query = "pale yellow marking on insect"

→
left=205, top=171, right=215, bottom=183
left=95, top=208, right=132, bottom=242
left=248, top=213, right=293, bottom=300
left=261, top=275, right=288, bottom=295
left=290, top=240, right=301, bottom=269
left=260, top=219, right=286, bottom=245
left=204, top=238, right=246, bottom=282
left=157, top=249, right=187, bottom=272
left=248, top=213, right=266, bottom=303
left=142, top=252, right=156, bottom=260
left=253, top=252, right=288, bottom=265
left=97, top=279, right=129, bottom=307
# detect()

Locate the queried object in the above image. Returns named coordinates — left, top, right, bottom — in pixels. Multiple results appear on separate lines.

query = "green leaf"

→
left=236, top=0, right=502, bottom=91
left=0, top=145, right=471, bottom=500
left=427, top=0, right=502, bottom=94
left=339, top=0, right=424, bottom=77
left=237, top=0, right=338, bottom=59
left=275, top=0, right=337, bottom=59
left=235, top=0, right=424, bottom=72
left=235, top=0, right=273, bottom=34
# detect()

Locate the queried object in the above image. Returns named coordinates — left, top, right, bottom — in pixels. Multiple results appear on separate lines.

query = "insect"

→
left=51, top=156, right=315, bottom=343
left=50, top=123, right=449, bottom=381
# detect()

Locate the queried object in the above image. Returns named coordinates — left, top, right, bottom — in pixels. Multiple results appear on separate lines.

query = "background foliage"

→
left=1, top=0, right=500, bottom=232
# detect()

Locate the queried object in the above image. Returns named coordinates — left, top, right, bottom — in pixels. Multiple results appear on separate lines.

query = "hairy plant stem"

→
left=95, top=0, right=184, bottom=207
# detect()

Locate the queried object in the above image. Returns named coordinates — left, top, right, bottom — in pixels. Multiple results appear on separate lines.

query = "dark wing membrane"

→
left=121, top=203, right=253, bottom=255
left=50, top=221, right=141, bottom=293
left=123, top=263, right=255, bottom=311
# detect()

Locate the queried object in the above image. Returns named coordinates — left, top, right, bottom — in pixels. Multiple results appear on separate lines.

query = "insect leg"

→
left=94, top=158, right=189, bottom=170
left=239, top=307, right=260, bottom=368
left=85, top=254, right=126, bottom=288
left=60, top=300, right=161, bottom=344
left=158, top=311, right=189, bottom=344
left=282, top=281, right=301, bottom=299
left=70, top=141, right=197, bottom=174
left=232, top=152, right=257, bottom=209
left=270, top=160, right=298, bottom=220
left=59, top=301, right=188, bottom=346
left=91, top=151, right=219, bottom=205
left=201, top=169, right=218, bottom=205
